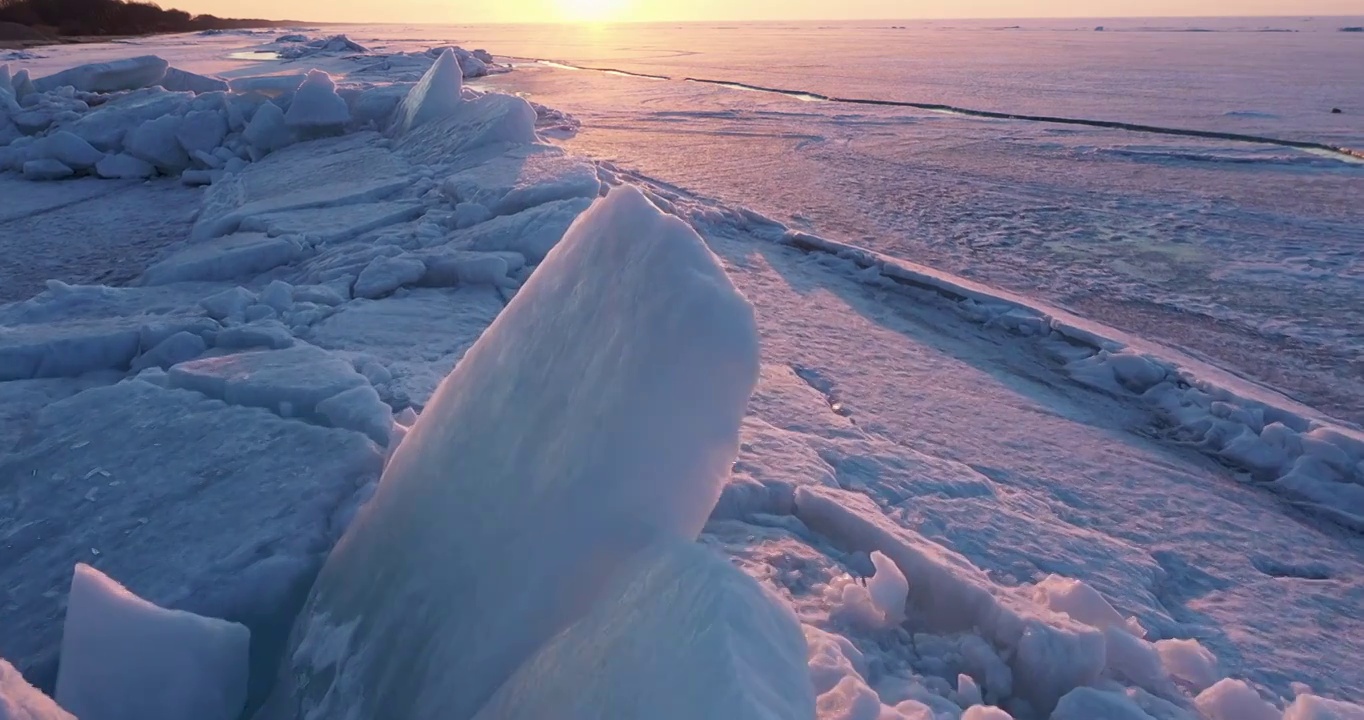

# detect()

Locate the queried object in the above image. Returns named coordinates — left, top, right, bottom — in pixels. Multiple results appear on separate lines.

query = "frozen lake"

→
left=3, top=21, right=1364, bottom=720
left=412, top=18, right=1364, bottom=424
left=14, top=21, right=1361, bottom=426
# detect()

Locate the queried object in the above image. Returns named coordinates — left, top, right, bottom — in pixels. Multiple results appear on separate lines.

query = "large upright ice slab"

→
left=472, top=540, right=815, bottom=720
left=266, top=186, right=761, bottom=720
left=390, top=48, right=462, bottom=135
left=55, top=564, right=250, bottom=720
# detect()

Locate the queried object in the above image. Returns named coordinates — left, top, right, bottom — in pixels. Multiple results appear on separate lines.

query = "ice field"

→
left=1, top=20, right=1363, bottom=720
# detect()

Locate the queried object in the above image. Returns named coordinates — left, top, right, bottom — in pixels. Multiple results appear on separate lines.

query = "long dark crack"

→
left=526, top=58, right=1364, bottom=161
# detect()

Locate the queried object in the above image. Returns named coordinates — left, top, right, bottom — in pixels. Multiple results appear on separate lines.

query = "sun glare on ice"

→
left=556, top=0, right=628, bottom=22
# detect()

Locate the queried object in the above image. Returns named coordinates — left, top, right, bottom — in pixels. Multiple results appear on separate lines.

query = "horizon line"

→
left=297, top=13, right=1364, bottom=26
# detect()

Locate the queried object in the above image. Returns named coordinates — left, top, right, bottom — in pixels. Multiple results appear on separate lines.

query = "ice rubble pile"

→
left=0, top=49, right=811, bottom=720
left=794, top=501, right=1364, bottom=720
left=0, top=46, right=498, bottom=184
left=351, top=45, right=502, bottom=82
left=273, top=34, right=368, bottom=60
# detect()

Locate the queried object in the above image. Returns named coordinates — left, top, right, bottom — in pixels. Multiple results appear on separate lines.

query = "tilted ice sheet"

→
left=264, top=186, right=762, bottom=720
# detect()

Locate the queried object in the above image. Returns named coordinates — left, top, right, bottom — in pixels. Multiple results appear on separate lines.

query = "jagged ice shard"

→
left=259, top=186, right=793, bottom=719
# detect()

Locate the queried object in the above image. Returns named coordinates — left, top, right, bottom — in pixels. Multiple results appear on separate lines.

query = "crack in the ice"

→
left=1249, top=555, right=1333, bottom=581
left=531, top=58, right=1364, bottom=161
left=790, top=363, right=856, bottom=422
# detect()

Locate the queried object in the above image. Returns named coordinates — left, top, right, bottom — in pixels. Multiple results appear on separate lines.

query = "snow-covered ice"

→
left=1, top=26, right=1362, bottom=720
left=0, top=659, right=72, bottom=720
left=1196, top=679, right=1281, bottom=720
left=20, top=159, right=71, bottom=181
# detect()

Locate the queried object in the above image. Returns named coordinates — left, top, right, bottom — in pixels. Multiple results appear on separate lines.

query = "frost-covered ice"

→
left=0, top=659, right=72, bottom=720
left=1, top=26, right=1362, bottom=720
left=1196, top=679, right=1280, bottom=720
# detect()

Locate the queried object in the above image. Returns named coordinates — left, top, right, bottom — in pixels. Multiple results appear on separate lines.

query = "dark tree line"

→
left=0, top=0, right=289, bottom=37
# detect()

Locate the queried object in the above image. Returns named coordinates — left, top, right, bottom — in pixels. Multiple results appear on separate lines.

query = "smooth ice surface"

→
left=866, top=550, right=908, bottom=625
left=962, top=707, right=1013, bottom=720
left=143, top=233, right=302, bottom=284
left=124, top=114, right=189, bottom=173
left=33, top=56, right=168, bottom=93
left=353, top=254, right=425, bottom=299
left=38, top=132, right=103, bottom=170
left=56, top=564, right=250, bottom=720
left=158, top=67, right=227, bottom=94
left=167, top=344, right=369, bottom=421
left=21, top=159, right=71, bottom=181
left=471, top=540, right=815, bottom=720
left=1050, top=687, right=1154, bottom=720
left=175, top=110, right=228, bottom=156
left=268, top=186, right=760, bottom=719
left=242, top=101, right=290, bottom=154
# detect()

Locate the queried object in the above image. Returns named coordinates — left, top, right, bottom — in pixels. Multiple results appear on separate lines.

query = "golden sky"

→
left=180, top=0, right=1364, bottom=25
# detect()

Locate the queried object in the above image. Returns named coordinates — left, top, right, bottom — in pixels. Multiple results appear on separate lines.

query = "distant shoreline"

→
left=0, top=10, right=317, bottom=52
left=0, top=24, right=325, bottom=51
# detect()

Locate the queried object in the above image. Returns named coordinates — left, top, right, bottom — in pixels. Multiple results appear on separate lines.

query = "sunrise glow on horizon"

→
left=160, top=0, right=1364, bottom=25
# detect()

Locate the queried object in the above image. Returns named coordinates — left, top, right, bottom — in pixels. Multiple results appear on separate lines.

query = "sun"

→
left=555, top=0, right=628, bottom=22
